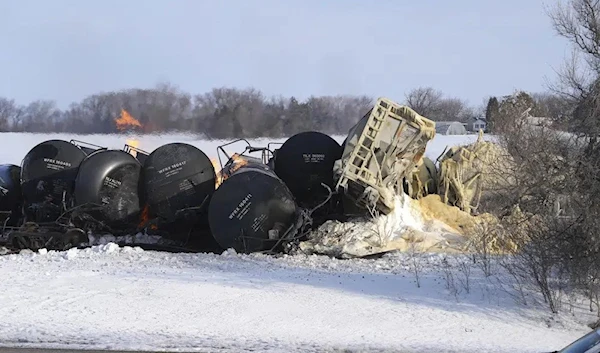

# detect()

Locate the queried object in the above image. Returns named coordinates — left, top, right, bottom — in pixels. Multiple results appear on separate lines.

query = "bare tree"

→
left=531, top=92, right=574, bottom=119
left=0, top=98, right=22, bottom=132
left=547, top=0, right=600, bottom=138
left=405, top=87, right=444, bottom=118
left=547, top=0, right=600, bottom=252
left=405, top=86, right=474, bottom=121
left=17, top=100, right=61, bottom=133
left=437, top=97, right=474, bottom=122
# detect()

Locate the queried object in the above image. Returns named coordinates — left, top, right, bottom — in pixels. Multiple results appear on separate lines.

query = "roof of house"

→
left=467, top=117, right=486, bottom=123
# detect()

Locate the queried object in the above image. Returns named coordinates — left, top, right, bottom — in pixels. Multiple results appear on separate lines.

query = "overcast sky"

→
left=0, top=0, right=570, bottom=109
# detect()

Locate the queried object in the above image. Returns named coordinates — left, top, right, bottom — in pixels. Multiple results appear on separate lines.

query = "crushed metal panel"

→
left=335, top=98, right=436, bottom=215
left=406, top=156, right=438, bottom=199
left=437, top=131, right=515, bottom=215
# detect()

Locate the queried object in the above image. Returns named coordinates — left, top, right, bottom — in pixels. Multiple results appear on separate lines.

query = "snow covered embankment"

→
left=0, top=244, right=591, bottom=353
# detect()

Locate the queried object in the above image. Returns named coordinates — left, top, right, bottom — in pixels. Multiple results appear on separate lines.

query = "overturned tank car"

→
left=72, top=149, right=143, bottom=234
left=0, top=139, right=108, bottom=252
left=334, top=98, right=436, bottom=215
left=140, top=142, right=219, bottom=250
left=20, top=139, right=103, bottom=223
left=269, top=131, right=343, bottom=226
left=208, top=147, right=300, bottom=254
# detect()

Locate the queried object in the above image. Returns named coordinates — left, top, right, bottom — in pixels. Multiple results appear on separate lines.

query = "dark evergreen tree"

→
left=485, top=96, right=499, bottom=132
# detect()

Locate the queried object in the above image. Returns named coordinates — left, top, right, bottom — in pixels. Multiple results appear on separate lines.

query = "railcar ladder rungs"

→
left=348, top=111, right=384, bottom=183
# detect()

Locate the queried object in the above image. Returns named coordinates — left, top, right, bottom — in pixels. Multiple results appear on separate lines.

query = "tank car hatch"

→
left=20, top=139, right=88, bottom=222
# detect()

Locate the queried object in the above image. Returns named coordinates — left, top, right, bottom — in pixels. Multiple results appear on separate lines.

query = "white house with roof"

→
left=465, top=117, right=487, bottom=132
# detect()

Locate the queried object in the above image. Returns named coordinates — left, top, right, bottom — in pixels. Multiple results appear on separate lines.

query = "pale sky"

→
left=0, top=0, right=570, bottom=109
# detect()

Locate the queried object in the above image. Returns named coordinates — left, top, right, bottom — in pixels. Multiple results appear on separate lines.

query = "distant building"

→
left=465, top=117, right=487, bottom=132
left=435, top=121, right=467, bottom=135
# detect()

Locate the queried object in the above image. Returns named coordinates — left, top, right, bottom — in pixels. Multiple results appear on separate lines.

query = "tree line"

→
left=0, top=85, right=370, bottom=138
left=0, top=81, right=575, bottom=139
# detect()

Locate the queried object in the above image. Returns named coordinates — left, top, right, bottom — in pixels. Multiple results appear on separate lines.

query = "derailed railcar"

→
left=1, top=139, right=108, bottom=252
left=269, top=131, right=344, bottom=227
left=19, top=139, right=101, bottom=223
left=72, top=149, right=143, bottom=234
left=208, top=144, right=300, bottom=254
left=334, top=98, right=436, bottom=215
left=271, top=131, right=342, bottom=208
left=140, top=142, right=220, bottom=251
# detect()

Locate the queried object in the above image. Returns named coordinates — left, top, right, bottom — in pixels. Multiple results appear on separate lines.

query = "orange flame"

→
left=115, top=109, right=143, bottom=131
left=229, top=154, right=248, bottom=170
left=211, top=158, right=224, bottom=188
left=138, top=204, right=158, bottom=230
left=212, top=154, right=248, bottom=189
left=138, top=204, right=149, bottom=228
left=126, top=138, right=140, bottom=158
left=223, top=154, right=248, bottom=179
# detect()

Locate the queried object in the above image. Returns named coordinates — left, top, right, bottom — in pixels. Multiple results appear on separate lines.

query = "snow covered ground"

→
left=0, top=132, right=592, bottom=352
left=0, top=244, right=592, bottom=353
